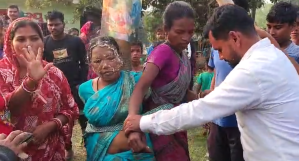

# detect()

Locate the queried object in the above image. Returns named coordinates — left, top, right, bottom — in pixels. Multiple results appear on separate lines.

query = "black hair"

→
left=163, top=1, right=195, bottom=30
left=83, top=6, right=102, bottom=19
left=232, top=0, right=249, bottom=12
left=203, top=4, right=256, bottom=40
left=10, top=20, right=43, bottom=41
left=131, top=41, right=143, bottom=52
left=88, top=36, right=120, bottom=63
left=46, top=10, right=64, bottom=23
left=266, top=2, right=297, bottom=25
left=68, top=28, right=79, bottom=34
left=8, top=5, right=19, bottom=11
left=154, top=24, right=164, bottom=32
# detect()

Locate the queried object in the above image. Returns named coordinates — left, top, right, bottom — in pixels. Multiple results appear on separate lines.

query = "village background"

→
left=0, top=0, right=298, bottom=160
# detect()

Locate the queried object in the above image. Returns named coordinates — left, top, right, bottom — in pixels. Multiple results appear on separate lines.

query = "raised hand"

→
left=16, top=46, right=53, bottom=82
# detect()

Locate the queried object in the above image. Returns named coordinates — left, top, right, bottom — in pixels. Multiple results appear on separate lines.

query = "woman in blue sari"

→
left=78, top=36, right=154, bottom=161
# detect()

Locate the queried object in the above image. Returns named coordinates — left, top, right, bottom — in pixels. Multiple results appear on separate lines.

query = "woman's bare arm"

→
left=5, top=79, right=38, bottom=114
left=129, top=63, right=159, bottom=115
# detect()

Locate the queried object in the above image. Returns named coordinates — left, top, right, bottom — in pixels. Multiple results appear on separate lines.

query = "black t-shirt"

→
left=43, top=34, right=88, bottom=88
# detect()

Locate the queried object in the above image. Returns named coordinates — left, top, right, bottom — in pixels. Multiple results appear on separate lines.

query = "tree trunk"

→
left=251, top=7, right=257, bottom=20
left=116, top=39, right=132, bottom=70
left=100, top=0, right=132, bottom=70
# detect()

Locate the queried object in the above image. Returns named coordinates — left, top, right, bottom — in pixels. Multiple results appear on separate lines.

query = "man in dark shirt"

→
left=6, top=5, right=19, bottom=25
left=43, top=10, right=88, bottom=160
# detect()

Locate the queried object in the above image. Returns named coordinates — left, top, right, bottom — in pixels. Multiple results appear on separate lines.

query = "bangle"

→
left=21, top=81, right=36, bottom=93
left=51, top=118, right=63, bottom=129
left=22, top=77, right=39, bottom=92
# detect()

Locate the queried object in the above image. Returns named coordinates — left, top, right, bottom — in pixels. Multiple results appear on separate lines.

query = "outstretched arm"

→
left=139, top=67, right=262, bottom=135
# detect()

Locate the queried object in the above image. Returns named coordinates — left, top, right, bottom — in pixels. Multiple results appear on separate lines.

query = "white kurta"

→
left=140, top=38, right=299, bottom=161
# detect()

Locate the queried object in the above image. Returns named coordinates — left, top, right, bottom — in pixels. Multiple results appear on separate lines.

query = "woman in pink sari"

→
left=127, top=1, right=197, bottom=161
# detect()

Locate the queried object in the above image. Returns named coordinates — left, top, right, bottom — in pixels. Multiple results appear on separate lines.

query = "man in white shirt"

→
left=124, top=4, right=299, bottom=161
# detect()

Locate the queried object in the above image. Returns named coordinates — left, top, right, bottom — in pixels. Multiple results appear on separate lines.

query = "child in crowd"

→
left=193, top=59, right=214, bottom=98
left=266, top=2, right=299, bottom=63
left=146, top=25, right=166, bottom=56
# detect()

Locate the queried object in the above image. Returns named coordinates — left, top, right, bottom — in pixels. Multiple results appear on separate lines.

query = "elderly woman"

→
left=0, top=17, right=78, bottom=160
left=79, top=36, right=154, bottom=161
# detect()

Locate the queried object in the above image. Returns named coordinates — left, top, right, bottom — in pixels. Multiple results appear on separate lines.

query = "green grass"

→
left=71, top=123, right=208, bottom=161
left=188, top=128, right=208, bottom=161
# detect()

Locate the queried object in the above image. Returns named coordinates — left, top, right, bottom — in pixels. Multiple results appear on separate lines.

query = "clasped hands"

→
left=123, top=115, right=152, bottom=153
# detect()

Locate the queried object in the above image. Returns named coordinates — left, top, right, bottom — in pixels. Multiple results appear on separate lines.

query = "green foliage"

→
left=142, top=0, right=217, bottom=35
left=25, top=0, right=292, bottom=37
left=142, top=12, right=163, bottom=42
left=255, top=3, right=273, bottom=29
left=25, top=0, right=103, bottom=20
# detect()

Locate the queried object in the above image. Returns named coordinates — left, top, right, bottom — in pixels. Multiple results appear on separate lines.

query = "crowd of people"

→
left=0, top=0, right=299, bottom=161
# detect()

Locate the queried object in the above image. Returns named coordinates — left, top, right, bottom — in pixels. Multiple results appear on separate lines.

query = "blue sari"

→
left=79, top=71, right=155, bottom=161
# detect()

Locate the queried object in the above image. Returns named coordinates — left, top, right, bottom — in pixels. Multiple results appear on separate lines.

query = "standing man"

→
left=203, top=1, right=249, bottom=160
left=206, top=47, right=244, bottom=161
left=266, top=2, right=299, bottom=63
left=124, top=5, right=299, bottom=161
left=43, top=10, right=88, bottom=161
left=6, top=5, right=19, bottom=24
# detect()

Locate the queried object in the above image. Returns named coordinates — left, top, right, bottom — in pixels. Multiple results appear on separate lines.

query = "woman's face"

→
left=166, top=17, right=195, bottom=52
left=12, top=25, right=43, bottom=66
left=91, top=46, right=122, bottom=82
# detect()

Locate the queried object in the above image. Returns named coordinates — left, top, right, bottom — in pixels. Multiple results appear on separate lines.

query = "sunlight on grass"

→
left=188, top=128, right=208, bottom=161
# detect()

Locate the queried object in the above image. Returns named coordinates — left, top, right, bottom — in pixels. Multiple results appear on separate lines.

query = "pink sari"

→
left=143, top=44, right=191, bottom=161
